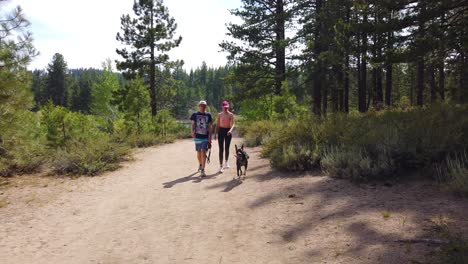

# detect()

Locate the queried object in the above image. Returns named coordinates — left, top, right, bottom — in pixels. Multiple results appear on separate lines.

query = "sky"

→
left=5, top=0, right=241, bottom=71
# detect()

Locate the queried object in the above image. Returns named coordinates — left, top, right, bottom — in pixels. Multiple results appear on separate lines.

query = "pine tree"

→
left=124, top=76, right=150, bottom=134
left=220, top=0, right=294, bottom=95
left=46, top=53, right=68, bottom=107
left=91, top=59, right=119, bottom=119
left=116, top=0, right=182, bottom=116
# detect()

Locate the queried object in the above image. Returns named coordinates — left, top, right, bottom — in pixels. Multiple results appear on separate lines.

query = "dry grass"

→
left=0, top=198, right=8, bottom=208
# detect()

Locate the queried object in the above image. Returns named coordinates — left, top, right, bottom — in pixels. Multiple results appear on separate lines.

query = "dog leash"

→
left=206, top=142, right=211, bottom=164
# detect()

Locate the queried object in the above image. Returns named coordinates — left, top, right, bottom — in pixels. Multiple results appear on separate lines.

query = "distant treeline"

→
left=30, top=56, right=237, bottom=118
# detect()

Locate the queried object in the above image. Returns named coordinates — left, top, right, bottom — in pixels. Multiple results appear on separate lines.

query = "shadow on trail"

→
left=247, top=168, right=468, bottom=262
left=163, top=172, right=198, bottom=188
left=205, top=177, right=243, bottom=192
left=162, top=171, right=223, bottom=188
left=191, top=172, right=222, bottom=183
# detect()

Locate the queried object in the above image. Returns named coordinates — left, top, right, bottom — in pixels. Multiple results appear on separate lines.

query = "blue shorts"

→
left=195, top=139, right=209, bottom=152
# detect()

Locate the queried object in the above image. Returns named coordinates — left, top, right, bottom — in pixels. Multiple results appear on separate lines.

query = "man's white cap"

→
left=198, top=100, right=207, bottom=106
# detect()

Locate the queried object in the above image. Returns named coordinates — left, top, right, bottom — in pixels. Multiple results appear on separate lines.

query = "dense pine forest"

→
left=1, top=0, right=467, bottom=197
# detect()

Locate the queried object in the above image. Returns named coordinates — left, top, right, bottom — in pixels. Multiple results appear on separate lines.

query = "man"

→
left=190, top=100, right=213, bottom=177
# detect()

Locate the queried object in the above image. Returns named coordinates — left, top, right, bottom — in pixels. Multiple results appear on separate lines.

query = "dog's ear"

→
left=235, top=144, right=238, bottom=151
left=241, top=144, right=244, bottom=150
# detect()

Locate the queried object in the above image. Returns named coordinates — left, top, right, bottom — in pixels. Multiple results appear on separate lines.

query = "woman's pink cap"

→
left=222, top=100, right=229, bottom=108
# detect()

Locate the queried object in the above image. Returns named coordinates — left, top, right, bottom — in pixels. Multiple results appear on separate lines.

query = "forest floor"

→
left=1, top=138, right=467, bottom=264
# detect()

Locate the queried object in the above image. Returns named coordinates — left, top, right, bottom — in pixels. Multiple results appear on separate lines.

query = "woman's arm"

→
left=228, top=113, right=235, bottom=134
left=214, top=113, right=220, bottom=140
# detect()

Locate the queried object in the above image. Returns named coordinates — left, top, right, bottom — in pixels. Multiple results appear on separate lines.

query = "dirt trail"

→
left=1, top=138, right=467, bottom=264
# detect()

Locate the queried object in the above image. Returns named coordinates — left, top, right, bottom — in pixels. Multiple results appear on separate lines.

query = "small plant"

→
left=428, top=216, right=468, bottom=264
left=436, top=152, right=468, bottom=196
left=381, top=210, right=392, bottom=219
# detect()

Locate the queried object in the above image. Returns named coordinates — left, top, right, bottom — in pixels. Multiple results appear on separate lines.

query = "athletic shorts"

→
left=195, top=139, right=209, bottom=152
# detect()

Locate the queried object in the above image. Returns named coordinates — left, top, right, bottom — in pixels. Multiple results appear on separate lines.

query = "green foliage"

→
left=125, top=133, right=175, bottom=148
left=239, top=82, right=309, bottom=123
left=240, top=120, right=276, bottom=147
left=246, top=104, right=468, bottom=182
left=321, top=146, right=396, bottom=181
left=123, top=76, right=151, bottom=134
left=436, top=152, right=468, bottom=196
left=0, top=3, right=41, bottom=176
left=41, top=103, right=129, bottom=175
left=152, top=109, right=179, bottom=137
left=262, top=119, right=321, bottom=171
left=0, top=111, right=46, bottom=176
left=51, top=139, right=129, bottom=176
left=46, top=53, right=68, bottom=107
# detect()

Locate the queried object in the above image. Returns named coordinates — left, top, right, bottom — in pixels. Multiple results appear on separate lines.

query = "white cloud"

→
left=7, top=0, right=241, bottom=71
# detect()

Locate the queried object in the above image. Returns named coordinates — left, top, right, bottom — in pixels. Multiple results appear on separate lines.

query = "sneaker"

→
left=224, top=161, right=230, bottom=169
left=200, top=170, right=207, bottom=177
left=218, top=166, right=224, bottom=173
left=198, top=165, right=202, bottom=172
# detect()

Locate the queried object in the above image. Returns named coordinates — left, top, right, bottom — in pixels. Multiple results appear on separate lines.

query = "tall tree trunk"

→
left=359, top=11, right=368, bottom=112
left=460, top=51, right=467, bottom=103
left=416, top=2, right=425, bottom=107
left=150, top=8, right=157, bottom=116
left=343, top=7, right=350, bottom=113
left=336, top=65, right=344, bottom=112
left=429, top=64, right=437, bottom=103
left=323, top=72, right=328, bottom=114
left=274, top=0, right=286, bottom=95
left=439, top=60, right=445, bottom=100
left=410, top=63, right=415, bottom=105
left=312, top=0, right=323, bottom=115
left=385, top=17, right=393, bottom=107
left=344, top=54, right=350, bottom=112
left=416, top=58, right=425, bottom=106
left=438, top=12, right=446, bottom=101
left=385, top=63, right=393, bottom=106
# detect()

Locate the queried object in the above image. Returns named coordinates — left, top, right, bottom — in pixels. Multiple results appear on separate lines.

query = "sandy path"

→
left=1, top=138, right=467, bottom=264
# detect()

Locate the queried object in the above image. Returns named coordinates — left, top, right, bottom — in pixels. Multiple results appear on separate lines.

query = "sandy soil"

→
left=0, top=138, right=467, bottom=264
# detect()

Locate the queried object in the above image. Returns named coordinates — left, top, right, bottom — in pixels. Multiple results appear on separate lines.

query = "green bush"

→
left=0, top=110, right=46, bottom=176
left=125, top=133, right=175, bottom=148
left=321, top=146, right=396, bottom=181
left=243, top=104, right=468, bottom=183
left=262, top=118, right=321, bottom=171
left=240, top=120, right=278, bottom=147
left=51, top=140, right=130, bottom=175
left=436, top=152, right=468, bottom=196
left=41, top=104, right=130, bottom=175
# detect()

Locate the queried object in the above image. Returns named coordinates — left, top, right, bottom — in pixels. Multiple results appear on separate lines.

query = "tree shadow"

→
left=247, top=168, right=468, bottom=262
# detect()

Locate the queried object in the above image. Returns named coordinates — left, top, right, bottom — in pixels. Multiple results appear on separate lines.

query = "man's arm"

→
left=191, top=120, right=196, bottom=138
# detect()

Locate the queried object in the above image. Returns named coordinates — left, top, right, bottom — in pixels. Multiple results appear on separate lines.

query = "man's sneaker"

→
left=224, top=161, right=230, bottom=169
left=198, top=165, right=203, bottom=172
left=200, top=170, right=207, bottom=177
left=218, top=166, right=224, bottom=173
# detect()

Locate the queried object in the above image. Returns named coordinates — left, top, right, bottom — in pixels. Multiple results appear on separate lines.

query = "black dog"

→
left=235, top=144, right=249, bottom=178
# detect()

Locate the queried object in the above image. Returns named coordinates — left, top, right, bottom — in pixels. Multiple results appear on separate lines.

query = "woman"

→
left=214, top=100, right=235, bottom=173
